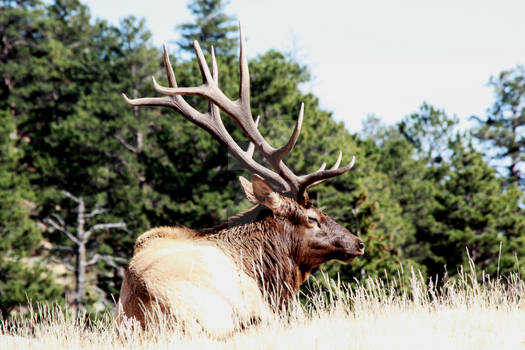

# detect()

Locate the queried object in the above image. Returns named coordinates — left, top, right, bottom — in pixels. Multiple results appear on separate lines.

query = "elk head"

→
left=239, top=174, right=365, bottom=271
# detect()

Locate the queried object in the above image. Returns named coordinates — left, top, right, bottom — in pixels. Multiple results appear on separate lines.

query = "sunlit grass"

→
left=2, top=264, right=524, bottom=350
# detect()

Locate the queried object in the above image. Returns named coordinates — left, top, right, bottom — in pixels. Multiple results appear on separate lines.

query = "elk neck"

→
left=197, top=205, right=313, bottom=306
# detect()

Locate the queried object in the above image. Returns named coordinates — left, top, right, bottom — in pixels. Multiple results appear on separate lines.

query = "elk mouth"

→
left=330, top=238, right=365, bottom=262
left=337, top=248, right=364, bottom=262
left=343, top=252, right=363, bottom=262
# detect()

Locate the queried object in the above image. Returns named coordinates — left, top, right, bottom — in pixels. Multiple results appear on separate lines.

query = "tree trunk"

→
left=509, top=109, right=520, bottom=183
left=74, top=197, right=86, bottom=317
left=75, top=242, right=86, bottom=317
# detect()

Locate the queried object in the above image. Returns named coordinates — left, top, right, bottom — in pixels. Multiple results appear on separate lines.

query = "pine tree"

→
left=355, top=119, right=432, bottom=280
left=399, top=102, right=458, bottom=165
left=35, top=12, right=164, bottom=307
left=420, top=135, right=524, bottom=278
left=0, top=110, right=62, bottom=317
left=1, top=1, right=159, bottom=312
left=176, top=0, right=237, bottom=56
left=0, top=0, right=63, bottom=318
left=472, top=66, right=525, bottom=189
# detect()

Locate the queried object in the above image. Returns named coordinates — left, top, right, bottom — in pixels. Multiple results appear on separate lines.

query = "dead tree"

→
left=44, top=191, right=127, bottom=316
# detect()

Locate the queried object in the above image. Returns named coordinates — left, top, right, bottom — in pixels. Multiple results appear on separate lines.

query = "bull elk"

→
left=116, top=26, right=365, bottom=336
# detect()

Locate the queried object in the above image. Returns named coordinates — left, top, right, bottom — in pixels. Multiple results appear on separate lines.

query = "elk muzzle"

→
left=344, top=237, right=365, bottom=261
left=319, top=216, right=365, bottom=262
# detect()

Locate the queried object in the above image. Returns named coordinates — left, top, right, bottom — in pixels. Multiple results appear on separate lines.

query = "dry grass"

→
left=2, top=266, right=524, bottom=350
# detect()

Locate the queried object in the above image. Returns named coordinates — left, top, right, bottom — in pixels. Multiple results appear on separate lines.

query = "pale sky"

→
left=83, top=0, right=525, bottom=133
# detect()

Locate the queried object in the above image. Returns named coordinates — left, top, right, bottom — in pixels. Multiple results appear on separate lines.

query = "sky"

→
left=82, top=0, right=525, bottom=133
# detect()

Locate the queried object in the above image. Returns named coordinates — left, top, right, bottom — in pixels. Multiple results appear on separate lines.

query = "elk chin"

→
left=343, top=254, right=361, bottom=263
left=338, top=252, right=361, bottom=263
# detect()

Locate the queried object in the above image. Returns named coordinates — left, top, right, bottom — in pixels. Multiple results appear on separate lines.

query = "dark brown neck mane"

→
left=196, top=205, right=310, bottom=307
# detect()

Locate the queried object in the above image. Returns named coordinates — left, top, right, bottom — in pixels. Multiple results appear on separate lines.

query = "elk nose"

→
left=356, top=239, right=365, bottom=251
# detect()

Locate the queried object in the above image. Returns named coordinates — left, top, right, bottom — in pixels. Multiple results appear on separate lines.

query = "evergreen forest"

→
left=1, top=0, right=524, bottom=318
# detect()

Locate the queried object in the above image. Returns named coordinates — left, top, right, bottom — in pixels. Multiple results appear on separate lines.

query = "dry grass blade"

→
left=2, top=266, right=524, bottom=350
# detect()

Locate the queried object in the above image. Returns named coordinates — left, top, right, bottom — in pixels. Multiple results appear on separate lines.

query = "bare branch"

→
left=50, top=245, right=74, bottom=252
left=85, top=222, right=127, bottom=240
left=61, top=190, right=82, bottom=204
left=50, top=213, right=66, bottom=227
left=115, top=134, right=139, bottom=154
left=87, top=254, right=127, bottom=268
left=44, top=217, right=81, bottom=246
left=85, top=206, right=108, bottom=218
left=49, top=256, right=74, bottom=272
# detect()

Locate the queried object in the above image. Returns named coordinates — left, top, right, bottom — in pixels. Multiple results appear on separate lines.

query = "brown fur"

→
left=201, top=204, right=308, bottom=305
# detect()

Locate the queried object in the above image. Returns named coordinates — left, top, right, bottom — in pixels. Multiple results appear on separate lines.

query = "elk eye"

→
left=308, top=217, right=318, bottom=225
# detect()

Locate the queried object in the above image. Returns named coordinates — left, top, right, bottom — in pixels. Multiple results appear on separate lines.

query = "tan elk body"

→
left=116, top=27, right=365, bottom=337
left=117, top=226, right=265, bottom=333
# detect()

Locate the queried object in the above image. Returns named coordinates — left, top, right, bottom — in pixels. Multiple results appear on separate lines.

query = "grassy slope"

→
left=2, top=268, right=524, bottom=350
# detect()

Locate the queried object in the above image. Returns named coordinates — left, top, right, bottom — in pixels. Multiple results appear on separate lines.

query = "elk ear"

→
left=239, top=176, right=257, bottom=204
left=238, top=175, right=281, bottom=210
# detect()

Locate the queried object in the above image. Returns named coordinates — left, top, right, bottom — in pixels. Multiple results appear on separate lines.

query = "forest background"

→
left=1, top=0, right=524, bottom=318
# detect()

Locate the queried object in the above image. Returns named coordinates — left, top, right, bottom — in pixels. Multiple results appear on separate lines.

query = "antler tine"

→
left=246, top=115, right=260, bottom=158
left=238, top=23, right=250, bottom=106
left=194, top=40, right=215, bottom=86
left=304, top=152, right=342, bottom=190
left=163, top=44, right=177, bottom=88
left=122, top=45, right=181, bottom=108
left=331, top=151, right=343, bottom=170
left=301, top=155, right=355, bottom=193
left=211, top=46, right=218, bottom=82
left=152, top=42, right=214, bottom=98
left=209, top=46, right=220, bottom=120
left=215, top=30, right=258, bottom=164
left=273, top=103, right=304, bottom=161
left=121, top=93, right=172, bottom=108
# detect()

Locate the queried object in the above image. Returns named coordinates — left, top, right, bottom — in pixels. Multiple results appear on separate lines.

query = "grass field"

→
left=2, top=266, right=524, bottom=350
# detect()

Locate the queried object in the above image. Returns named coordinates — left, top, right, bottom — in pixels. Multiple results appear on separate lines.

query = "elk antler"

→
left=122, top=25, right=354, bottom=204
